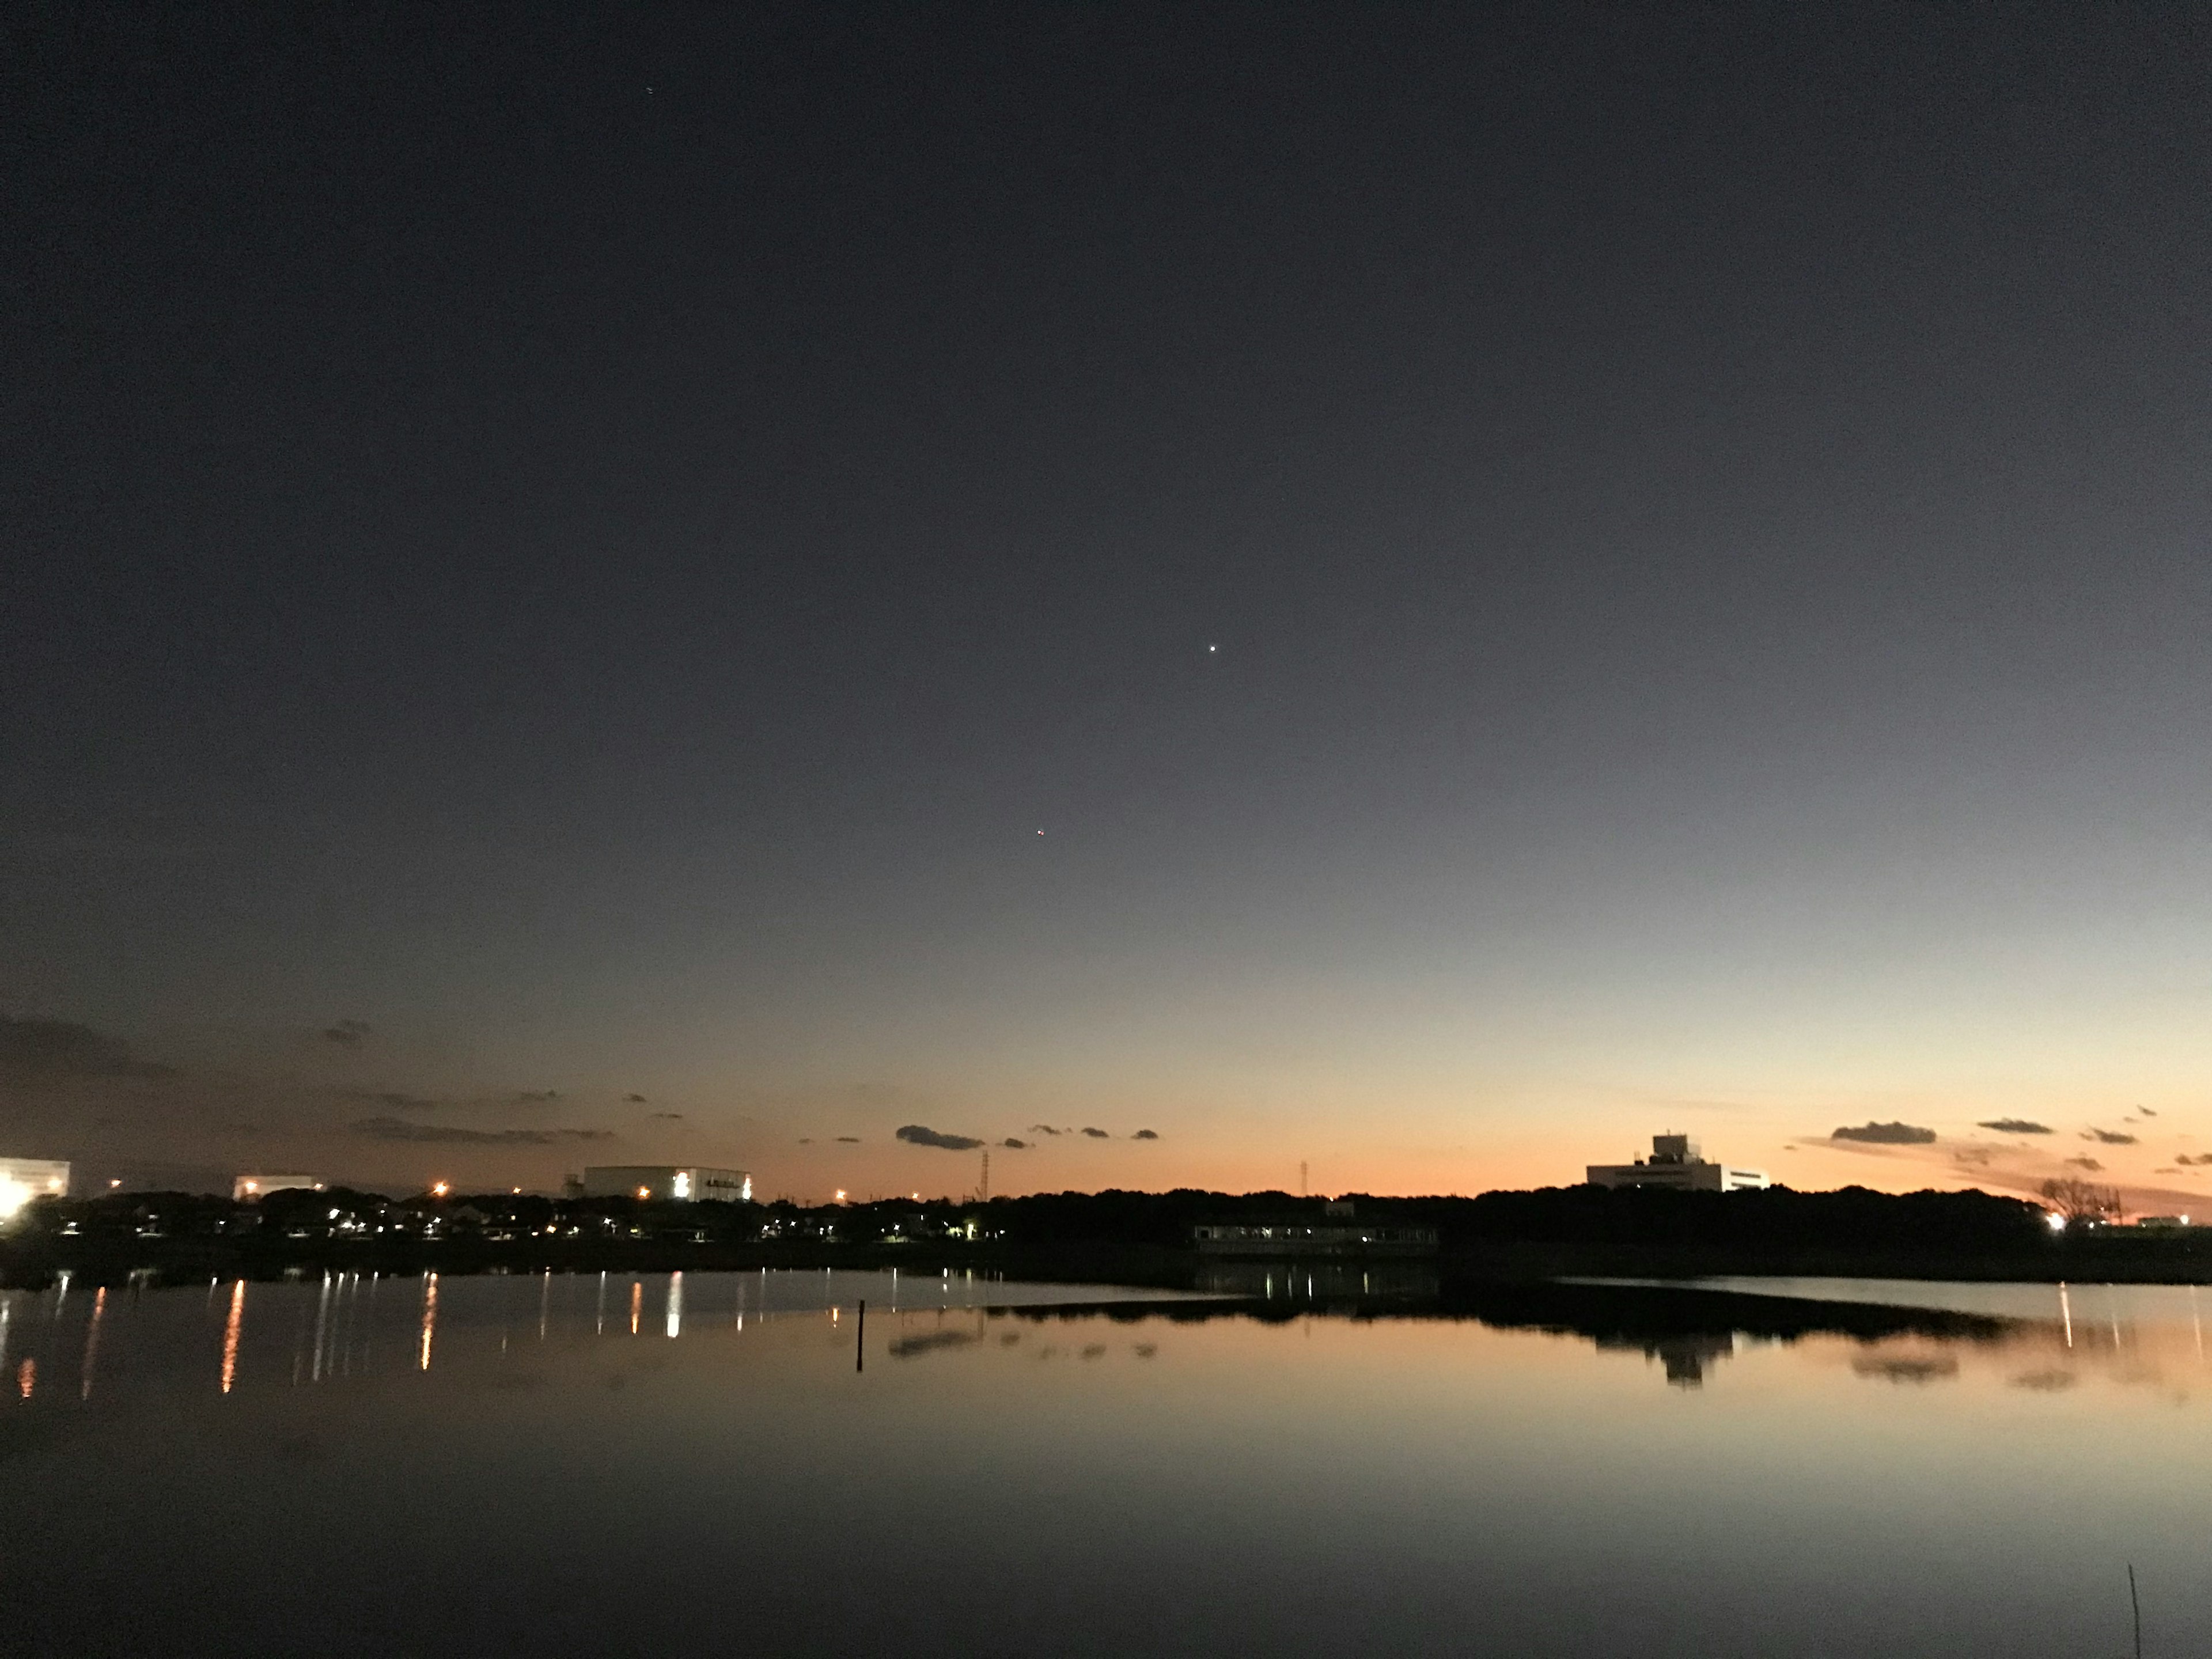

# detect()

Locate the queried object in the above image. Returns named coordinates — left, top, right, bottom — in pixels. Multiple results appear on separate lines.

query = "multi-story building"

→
left=1586, top=1134, right=1768, bottom=1192
left=0, top=1157, right=71, bottom=1217
left=578, top=1165, right=752, bottom=1203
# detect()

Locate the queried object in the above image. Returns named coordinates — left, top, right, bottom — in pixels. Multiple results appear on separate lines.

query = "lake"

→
left=1, top=1268, right=2205, bottom=1656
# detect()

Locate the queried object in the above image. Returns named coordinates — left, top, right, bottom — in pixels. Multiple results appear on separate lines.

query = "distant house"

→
left=1586, top=1134, right=1768, bottom=1192
left=234, top=1174, right=321, bottom=1202
left=1194, top=1204, right=1437, bottom=1259
left=579, top=1166, right=752, bottom=1203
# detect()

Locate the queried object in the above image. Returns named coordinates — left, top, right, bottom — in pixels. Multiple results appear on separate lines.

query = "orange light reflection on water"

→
left=419, top=1274, right=438, bottom=1372
left=220, top=1281, right=244, bottom=1394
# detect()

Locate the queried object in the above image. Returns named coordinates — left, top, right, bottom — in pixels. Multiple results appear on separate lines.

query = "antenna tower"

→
left=980, top=1149, right=990, bottom=1204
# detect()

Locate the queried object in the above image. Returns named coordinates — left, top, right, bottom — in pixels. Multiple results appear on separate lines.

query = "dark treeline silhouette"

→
left=7, top=1181, right=2211, bottom=1287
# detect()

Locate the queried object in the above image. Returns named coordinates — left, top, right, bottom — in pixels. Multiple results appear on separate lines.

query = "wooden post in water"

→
left=855, top=1298, right=865, bottom=1373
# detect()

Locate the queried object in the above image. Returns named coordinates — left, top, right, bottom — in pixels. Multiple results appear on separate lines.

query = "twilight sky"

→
left=8, top=3, right=2212, bottom=1206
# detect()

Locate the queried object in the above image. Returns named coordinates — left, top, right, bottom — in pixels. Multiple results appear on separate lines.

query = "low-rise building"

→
left=1586, top=1134, right=1768, bottom=1192
left=1194, top=1205, right=1438, bottom=1259
left=233, top=1174, right=323, bottom=1201
left=579, top=1165, right=752, bottom=1203
left=0, top=1157, right=71, bottom=1217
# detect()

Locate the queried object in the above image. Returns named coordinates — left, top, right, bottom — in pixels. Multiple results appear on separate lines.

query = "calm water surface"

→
left=2, top=1269, right=2206, bottom=1657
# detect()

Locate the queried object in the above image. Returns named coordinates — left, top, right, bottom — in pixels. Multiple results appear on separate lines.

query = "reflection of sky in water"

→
left=1, top=1271, right=2207, bottom=1657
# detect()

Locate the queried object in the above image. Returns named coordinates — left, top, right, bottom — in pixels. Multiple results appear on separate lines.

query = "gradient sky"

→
left=8, top=4, right=2212, bottom=1206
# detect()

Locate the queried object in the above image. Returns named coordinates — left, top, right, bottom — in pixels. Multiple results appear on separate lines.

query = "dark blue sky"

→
left=8, top=3, right=2212, bottom=1200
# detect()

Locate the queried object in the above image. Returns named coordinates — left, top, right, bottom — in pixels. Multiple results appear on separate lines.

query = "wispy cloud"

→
left=1001, top=1137, right=1030, bottom=1149
left=1831, top=1121, right=1935, bottom=1145
left=0, top=1017, right=177, bottom=1082
left=1080, top=1127, right=1110, bottom=1139
left=896, top=1124, right=984, bottom=1152
left=321, top=1019, right=371, bottom=1049
left=2084, top=1128, right=2137, bottom=1145
left=1978, top=1118, right=2051, bottom=1135
left=1132, top=1128, right=1160, bottom=1141
left=350, top=1116, right=612, bottom=1145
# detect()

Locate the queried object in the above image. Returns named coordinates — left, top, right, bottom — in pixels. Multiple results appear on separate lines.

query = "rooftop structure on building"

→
left=0, top=1157, right=71, bottom=1218
left=233, top=1174, right=323, bottom=1202
left=1586, top=1134, right=1769, bottom=1193
left=578, top=1165, right=752, bottom=1203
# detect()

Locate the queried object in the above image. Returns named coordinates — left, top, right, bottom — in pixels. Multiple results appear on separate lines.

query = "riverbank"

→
left=9, top=1229, right=2212, bottom=1291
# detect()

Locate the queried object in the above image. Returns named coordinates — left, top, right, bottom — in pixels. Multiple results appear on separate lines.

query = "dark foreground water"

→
left=2, top=1268, right=2206, bottom=1657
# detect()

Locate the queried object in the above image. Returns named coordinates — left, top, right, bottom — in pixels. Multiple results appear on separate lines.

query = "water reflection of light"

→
left=419, top=1274, right=438, bottom=1372
left=666, top=1272, right=683, bottom=1339
left=539, top=1270, right=552, bottom=1342
left=628, top=1279, right=641, bottom=1337
left=312, top=1274, right=333, bottom=1383
left=221, top=1280, right=245, bottom=1394
left=17, top=1358, right=33, bottom=1400
left=2059, top=1282, right=2073, bottom=1349
left=80, top=1286, right=106, bottom=1401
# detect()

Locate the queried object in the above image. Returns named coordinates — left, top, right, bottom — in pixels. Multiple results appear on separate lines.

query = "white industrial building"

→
left=1587, top=1134, right=1768, bottom=1192
left=234, top=1174, right=323, bottom=1201
left=579, top=1165, right=751, bottom=1202
left=0, top=1157, right=71, bottom=1217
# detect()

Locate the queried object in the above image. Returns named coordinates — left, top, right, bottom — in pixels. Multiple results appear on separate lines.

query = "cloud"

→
left=350, top=1116, right=613, bottom=1145
left=2142, top=1108, right=2158, bottom=1117
left=651, top=1111, right=683, bottom=1120
left=1001, top=1138, right=1030, bottom=1149
left=0, top=1017, right=176, bottom=1081
left=1080, top=1127, right=1110, bottom=1139
left=1132, top=1128, right=1160, bottom=1141
left=2065, top=1156, right=2104, bottom=1171
left=1850, top=1355, right=1959, bottom=1384
left=624, top=1093, right=648, bottom=1103
left=2176, top=1154, right=2212, bottom=1166
left=896, top=1124, right=984, bottom=1152
left=351, top=1089, right=440, bottom=1112
left=1831, top=1121, right=1936, bottom=1145
left=1027, top=1124, right=1064, bottom=1136
left=2084, top=1128, right=2137, bottom=1145
left=321, top=1019, right=371, bottom=1049
left=514, top=1090, right=562, bottom=1105
left=836, top=1135, right=860, bottom=1143
left=1978, top=1119, right=2051, bottom=1135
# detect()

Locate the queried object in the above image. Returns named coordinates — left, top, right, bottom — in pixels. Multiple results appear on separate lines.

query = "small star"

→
left=1207, top=644, right=1217, bottom=652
